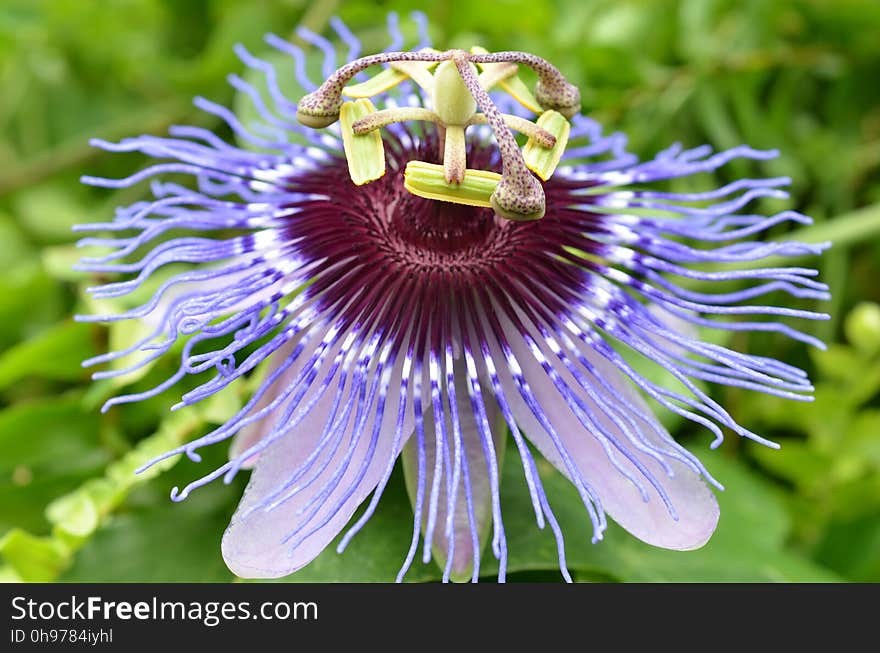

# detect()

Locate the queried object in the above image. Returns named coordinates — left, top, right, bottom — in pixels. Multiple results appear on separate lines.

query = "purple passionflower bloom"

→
left=76, top=14, right=828, bottom=582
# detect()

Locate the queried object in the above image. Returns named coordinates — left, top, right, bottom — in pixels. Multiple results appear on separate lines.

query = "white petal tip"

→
left=221, top=528, right=304, bottom=580
left=629, top=491, right=720, bottom=551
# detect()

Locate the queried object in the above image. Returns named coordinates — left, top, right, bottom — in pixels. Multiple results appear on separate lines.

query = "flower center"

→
left=386, top=191, right=497, bottom=257
left=286, top=134, right=539, bottom=279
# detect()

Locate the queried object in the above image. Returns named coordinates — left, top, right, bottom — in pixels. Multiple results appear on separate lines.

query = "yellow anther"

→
left=523, top=110, right=570, bottom=181
left=470, top=47, right=518, bottom=90
left=339, top=99, right=386, bottom=185
left=342, top=50, right=441, bottom=98
left=390, top=53, right=441, bottom=92
left=343, top=69, right=409, bottom=99
left=470, top=46, right=542, bottom=113
left=499, top=76, right=543, bottom=113
left=404, top=161, right=501, bottom=207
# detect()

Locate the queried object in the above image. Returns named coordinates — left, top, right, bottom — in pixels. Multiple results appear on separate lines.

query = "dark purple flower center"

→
left=280, top=129, right=594, bottom=301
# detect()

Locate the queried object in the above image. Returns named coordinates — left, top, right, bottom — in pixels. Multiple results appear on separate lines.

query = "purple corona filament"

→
left=77, top=13, right=829, bottom=583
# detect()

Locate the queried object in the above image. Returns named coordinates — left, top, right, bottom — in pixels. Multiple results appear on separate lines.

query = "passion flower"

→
left=77, top=13, right=828, bottom=582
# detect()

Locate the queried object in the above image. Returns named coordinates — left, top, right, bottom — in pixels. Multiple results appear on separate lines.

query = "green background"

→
left=1, top=0, right=879, bottom=582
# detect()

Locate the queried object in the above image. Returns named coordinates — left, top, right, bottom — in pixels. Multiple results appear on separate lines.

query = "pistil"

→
left=296, top=44, right=578, bottom=222
left=451, top=52, right=545, bottom=221
left=468, top=51, right=581, bottom=118
left=297, top=50, right=451, bottom=127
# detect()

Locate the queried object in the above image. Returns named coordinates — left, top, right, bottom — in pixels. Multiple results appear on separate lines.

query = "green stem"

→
left=785, top=204, right=880, bottom=249
left=289, top=0, right=340, bottom=46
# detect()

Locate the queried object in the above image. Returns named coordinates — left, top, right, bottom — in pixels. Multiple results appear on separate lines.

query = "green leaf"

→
left=271, top=442, right=838, bottom=582
left=0, top=476, right=102, bottom=536
left=104, top=410, right=198, bottom=487
left=42, top=244, right=89, bottom=282
left=46, top=491, right=100, bottom=538
left=0, top=261, right=64, bottom=348
left=0, top=566, right=22, bottom=583
left=0, top=393, right=104, bottom=476
left=810, top=344, right=866, bottom=383
left=814, top=513, right=880, bottom=581
left=749, top=439, right=829, bottom=491
left=845, top=410, right=880, bottom=469
left=60, top=446, right=241, bottom=583
left=0, top=393, right=108, bottom=533
left=483, top=446, right=839, bottom=582
left=0, top=529, right=70, bottom=583
left=0, top=320, right=96, bottom=389
left=13, top=183, right=88, bottom=243
left=0, top=212, right=34, bottom=268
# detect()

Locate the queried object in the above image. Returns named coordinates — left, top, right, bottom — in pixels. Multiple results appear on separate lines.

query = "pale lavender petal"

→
left=401, top=365, right=505, bottom=581
left=222, top=343, right=415, bottom=578
left=228, top=338, right=306, bottom=470
left=494, top=312, right=719, bottom=551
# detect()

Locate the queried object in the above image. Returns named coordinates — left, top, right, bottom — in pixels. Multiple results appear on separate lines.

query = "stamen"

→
left=351, top=107, right=439, bottom=135
left=522, top=110, right=570, bottom=180
left=342, top=68, right=410, bottom=99
left=476, top=60, right=518, bottom=91
left=339, top=99, right=386, bottom=185
left=389, top=56, right=440, bottom=92
left=467, top=113, right=557, bottom=148
left=403, top=161, right=500, bottom=207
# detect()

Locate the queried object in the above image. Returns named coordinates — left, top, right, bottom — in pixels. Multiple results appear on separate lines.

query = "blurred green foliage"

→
left=0, top=0, right=878, bottom=582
